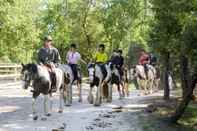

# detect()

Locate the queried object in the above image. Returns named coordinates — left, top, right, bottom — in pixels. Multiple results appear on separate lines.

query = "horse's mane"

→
left=26, top=63, right=38, bottom=73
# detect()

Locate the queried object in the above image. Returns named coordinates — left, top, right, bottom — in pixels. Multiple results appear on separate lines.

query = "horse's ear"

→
left=21, top=63, right=24, bottom=68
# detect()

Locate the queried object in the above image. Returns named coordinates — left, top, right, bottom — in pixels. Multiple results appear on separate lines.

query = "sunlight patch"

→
left=0, top=106, right=21, bottom=113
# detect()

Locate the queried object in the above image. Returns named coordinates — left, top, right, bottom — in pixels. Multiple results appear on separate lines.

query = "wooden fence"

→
left=0, top=64, right=21, bottom=81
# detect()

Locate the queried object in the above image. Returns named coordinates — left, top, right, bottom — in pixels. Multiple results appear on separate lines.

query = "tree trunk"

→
left=170, top=73, right=197, bottom=123
left=180, top=55, right=190, bottom=97
left=163, top=52, right=170, bottom=100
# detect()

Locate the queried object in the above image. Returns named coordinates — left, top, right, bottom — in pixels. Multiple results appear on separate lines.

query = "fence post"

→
left=14, top=64, right=17, bottom=81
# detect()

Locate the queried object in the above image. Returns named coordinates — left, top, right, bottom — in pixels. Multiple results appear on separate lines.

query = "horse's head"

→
left=129, top=66, right=137, bottom=80
left=107, top=62, right=119, bottom=76
left=87, top=63, right=95, bottom=83
left=21, top=63, right=38, bottom=89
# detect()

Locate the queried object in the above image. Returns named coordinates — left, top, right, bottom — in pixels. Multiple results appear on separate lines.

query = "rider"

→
left=110, top=49, right=124, bottom=78
left=150, top=53, right=157, bottom=66
left=138, top=50, right=150, bottom=78
left=66, top=43, right=86, bottom=81
left=94, top=44, right=108, bottom=80
left=37, top=35, right=61, bottom=91
left=94, top=44, right=108, bottom=64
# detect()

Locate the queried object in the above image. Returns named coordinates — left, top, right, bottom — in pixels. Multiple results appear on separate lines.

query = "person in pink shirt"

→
left=66, top=43, right=86, bottom=81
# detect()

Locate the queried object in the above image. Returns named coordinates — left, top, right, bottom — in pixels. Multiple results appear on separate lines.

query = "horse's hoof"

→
left=94, top=104, right=101, bottom=106
left=65, top=104, right=71, bottom=107
left=33, top=116, right=38, bottom=121
left=88, top=100, right=93, bottom=104
left=107, top=100, right=112, bottom=103
left=94, top=103, right=101, bottom=106
left=45, top=113, right=51, bottom=117
left=87, top=98, right=93, bottom=104
left=58, top=110, right=63, bottom=113
left=41, top=117, right=47, bottom=121
left=78, top=99, right=82, bottom=103
left=87, top=96, right=93, bottom=104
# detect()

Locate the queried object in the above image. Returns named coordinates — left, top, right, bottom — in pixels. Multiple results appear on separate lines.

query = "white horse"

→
left=59, top=64, right=82, bottom=106
left=21, top=63, right=65, bottom=120
left=134, top=64, right=158, bottom=95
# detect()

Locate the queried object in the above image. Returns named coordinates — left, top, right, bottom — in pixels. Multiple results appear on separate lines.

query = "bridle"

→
left=21, top=68, right=36, bottom=89
left=87, top=64, right=96, bottom=82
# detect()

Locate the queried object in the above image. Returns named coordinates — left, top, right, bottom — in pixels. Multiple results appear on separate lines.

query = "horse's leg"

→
left=77, top=80, right=82, bottom=102
left=150, top=79, right=154, bottom=94
left=124, top=81, right=129, bottom=97
left=59, top=87, right=64, bottom=113
left=88, top=86, right=94, bottom=104
left=70, top=83, right=72, bottom=104
left=66, top=83, right=72, bottom=106
left=49, top=93, right=53, bottom=115
left=144, top=80, right=148, bottom=95
left=121, top=82, right=125, bottom=98
left=120, top=81, right=125, bottom=98
left=94, top=82, right=102, bottom=106
left=137, top=78, right=143, bottom=96
left=43, top=94, right=50, bottom=116
left=155, top=79, right=160, bottom=92
left=107, top=83, right=112, bottom=103
left=117, top=84, right=122, bottom=100
left=32, top=97, right=38, bottom=120
left=32, top=92, right=39, bottom=120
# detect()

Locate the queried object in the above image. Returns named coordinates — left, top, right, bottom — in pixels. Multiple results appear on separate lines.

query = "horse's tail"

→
left=102, top=83, right=109, bottom=98
left=64, top=73, right=70, bottom=84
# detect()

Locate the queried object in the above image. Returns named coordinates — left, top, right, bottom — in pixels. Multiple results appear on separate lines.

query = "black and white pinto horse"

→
left=59, top=64, right=82, bottom=106
left=21, top=63, right=65, bottom=120
left=87, top=63, right=123, bottom=106
left=133, top=64, right=158, bottom=95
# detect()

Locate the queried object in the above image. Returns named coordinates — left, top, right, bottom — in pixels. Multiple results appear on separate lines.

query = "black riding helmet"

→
left=118, top=49, right=123, bottom=54
left=99, top=44, right=105, bottom=49
left=70, top=43, right=77, bottom=49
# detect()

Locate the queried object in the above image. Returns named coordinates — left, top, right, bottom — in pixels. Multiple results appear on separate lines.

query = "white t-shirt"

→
left=66, top=51, right=81, bottom=64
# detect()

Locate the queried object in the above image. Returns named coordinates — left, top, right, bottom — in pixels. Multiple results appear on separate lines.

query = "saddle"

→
left=43, top=64, right=57, bottom=93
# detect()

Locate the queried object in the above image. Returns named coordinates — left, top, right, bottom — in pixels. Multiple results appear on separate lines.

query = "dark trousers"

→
left=69, top=64, right=80, bottom=81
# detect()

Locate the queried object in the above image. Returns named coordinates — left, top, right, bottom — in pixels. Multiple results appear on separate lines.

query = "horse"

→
left=110, top=64, right=125, bottom=99
left=87, top=62, right=124, bottom=106
left=133, top=64, right=158, bottom=95
left=59, top=64, right=82, bottom=106
left=21, top=63, right=65, bottom=120
left=87, top=63, right=112, bottom=106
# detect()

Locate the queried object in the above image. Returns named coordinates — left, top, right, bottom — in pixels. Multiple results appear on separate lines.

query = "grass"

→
left=179, top=104, right=197, bottom=128
left=128, top=83, right=137, bottom=91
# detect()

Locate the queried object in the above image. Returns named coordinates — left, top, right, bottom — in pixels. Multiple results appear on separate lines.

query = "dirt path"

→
left=0, top=81, right=168, bottom=131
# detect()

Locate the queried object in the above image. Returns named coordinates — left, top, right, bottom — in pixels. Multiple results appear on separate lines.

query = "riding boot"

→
left=50, top=72, right=57, bottom=92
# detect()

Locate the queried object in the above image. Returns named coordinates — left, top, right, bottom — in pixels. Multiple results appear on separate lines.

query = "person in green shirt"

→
left=94, top=44, right=108, bottom=64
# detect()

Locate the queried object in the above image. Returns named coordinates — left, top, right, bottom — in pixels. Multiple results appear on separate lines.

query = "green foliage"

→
left=0, top=0, right=151, bottom=63
left=0, top=0, right=43, bottom=63
left=148, top=0, right=197, bottom=79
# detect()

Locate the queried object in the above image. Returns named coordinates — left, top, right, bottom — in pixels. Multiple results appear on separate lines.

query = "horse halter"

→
left=21, top=66, right=36, bottom=89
